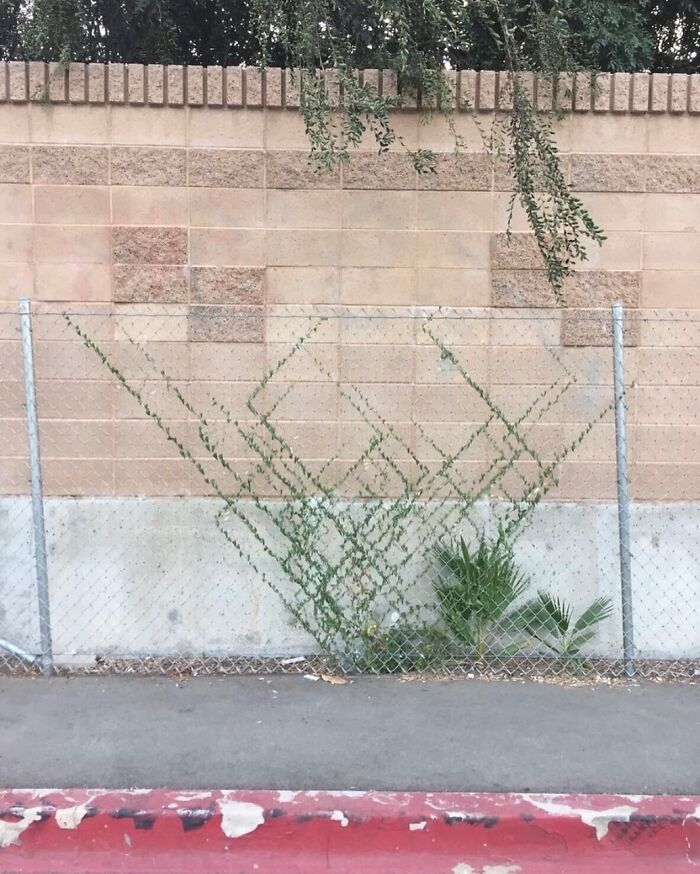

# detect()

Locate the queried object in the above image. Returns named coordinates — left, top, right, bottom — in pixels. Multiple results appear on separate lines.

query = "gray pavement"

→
left=0, top=675, right=697, bottom=793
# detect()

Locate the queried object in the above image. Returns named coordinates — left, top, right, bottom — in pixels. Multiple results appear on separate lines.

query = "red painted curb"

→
left=0, top=790, right=698, bottom=873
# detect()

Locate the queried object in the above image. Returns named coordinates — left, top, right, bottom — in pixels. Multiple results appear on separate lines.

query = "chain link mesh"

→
left=0, top=305, right=698, bottom=681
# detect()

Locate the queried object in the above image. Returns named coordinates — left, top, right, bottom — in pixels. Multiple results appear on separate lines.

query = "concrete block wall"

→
left=0, top=63, right=698, bottom=503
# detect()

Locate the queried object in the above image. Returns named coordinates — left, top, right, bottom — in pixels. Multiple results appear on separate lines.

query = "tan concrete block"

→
left=413, top=383, right=489, bottom=423
left=556, top=73, right=573, bottom=111
left=47, top=62, right=66, bottom=102
left=190, top=344, right=265, bottom=381
left=266, top=150, right=339, bottom=189
left=417, top=268, right=490, bottom=307
left=341, top=267, right=415, bottom=305
left=188, top=105, right=263, bottom=148
left=491, top=233, right=543, bottom=270
left=342, top=190, right=413, bottom=229
left=110, top=106, right=186, bottom=146
left=340, top=345, right=414, bottom=383
left=638, top=347, right=700, bottom=386
left=187, top=66, right=204, bottom=106
left=634, top=425, right=700, bottom=463
left=34, top=263, right=110, bottom=302
left=127, top=64, right=145, bottom=104
left=631, top=72, right=650, bottom=112
left=114, top=419, right=188, bottom=459
left=493, top=154, right=571, bottom=193
left=114, top=304, right=188, bottom=342
left=8, top=61, right=26, bottom=102
left=266, top=341, right=338, bottom=383
left=340, top=309, right=414, bottom=345
left=284, top=68, right=301, bottom=109
left=265, top=304, right=340, bottom=342
left=188, top=304, right=264, bottom=343
left=0, top=225, right=30, bottom=263
left=341, top=230, right=416, bottom=268
left=477, top=71, right=495, bottom=111
left=647, top=115, right=700, bottom=153
left=33, top=338, right=115, bottom=381
left=267, top=189, right=341, bottom=228
left=339, top=382, right=413, bottom=421
left=34, top=185, right=110, bottom=224
left=111, top=146, right=186, bottom=186
left=637, top=386, right=700, bottom=424
left=644, top=233, right=700, bottom=270
left=112, top=186, right=189, bottom=225
left=641, top=271, right=700, bottom=307
left=342, top=153, right=415, bottom=190
left=549, top=462, right=617, bottom=501
left=651, top=73, right=669, bottom=112
left=492, top=270, right=640, bottom=308
left=87, top=64, right=105, bottom=103
left=206, top=66, right=223, bottom=106
left=34, top=378, right=114, bottom=419
left=29, top=302, right=113, bottom=342
left=188, top=148, right=264, bottom=187
left=167, top=65, right=184, bottom=105
left=265, top=68, right=282, bottom=108
left=691, top=74, right=700, bottom=113
left=579, top=232, right=641, bottom=271
left=112, top=226, right=187, bottom=264
left=414, top=422, right=489, bottom=463
left=30, top=104, right=109, bottom=144
left=612, top=72, right=631, bottom=112
left=338, top=419, right=413, bottom=461
left=34, top=225, right=108, bottom=263
left=188, top=227, right=264, bottom=266
left=0, top=262, right=34, bottom=299
left=417, top=153, right=491, bottom=191
left=670, top=73, right=688, bottom=113
left=108, top=63, right=125, bottom=103
left=146, top=64, right=164, bottom=105
left=489, top=309, right=560, bottom=347
left=562, top=308, right=639, bottom=346
left=567, top=192, right=644, bottom=231
left=245, top=68, right=262, bottom=107
left=417, top=231, right=490, bottom=269
left=267, top=229, right=340, bottom=267
left=114, top=376, right=190, bottom=420
left=0, top=105, right=30, bottom=142
left=592, top=73, right=611, bottom=111
left=574, top=72, right=592, bottom=111
left=259, top=380, right=337, bottom=421
left=644, top=194, right=700, bottom=231
left=536, top=74, right=554, bottom=111
left=0, top=184, right=31, bottom=222
left=191, top=266, right=264, bottom=304
left=638, top=311, right=700, bottom=346
left=458, top=70, right=476, bottom=110
left=416, top=191, right=492, bottom=231
left=489, top=347, right=570, bottom=385
left=189, top=187, right=265, bottom=227
left=225, top=67, right=243, bottom=107
left=265, top=111, right=309, bottom=149
left=40, top=419, right=113, bottom=459
left=569, top=154, right=646, bottom=192
left=415, top=345, right=488, bottom=385
left=0, top=146, right=29, bottom=183
left=114, top=459, right=190, bottom=497
left=632, top=462, right=700, bottom=501
left=68, top=62, right=87, bottom=103
left=113, top=264, right=188, bottom=303
left=646, top=155, right=700, bottom=193
left=266, top=266, right=339, bottom=304
left=32, top=145, right=108, bottom=185
left=44, top=459, right=114, bottom=496
left=570, top=114, right=647, bottom=153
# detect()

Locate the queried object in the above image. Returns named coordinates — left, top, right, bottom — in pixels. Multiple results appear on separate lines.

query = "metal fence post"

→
left=612, top=302, right=635, bottom=677
left=19, top=298, right=53, bottom=676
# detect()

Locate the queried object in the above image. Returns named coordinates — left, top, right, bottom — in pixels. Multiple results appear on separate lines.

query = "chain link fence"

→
left=0, top=303, right=698, bottom=681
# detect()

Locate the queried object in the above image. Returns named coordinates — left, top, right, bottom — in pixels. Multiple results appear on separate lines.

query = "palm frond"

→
left=572, top=596, right=613, bottom=634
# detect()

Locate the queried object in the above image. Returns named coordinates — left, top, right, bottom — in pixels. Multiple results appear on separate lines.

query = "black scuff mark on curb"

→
left=111, top=808, right=157, bottom=830
left=177, top=807, right=215, bottom=832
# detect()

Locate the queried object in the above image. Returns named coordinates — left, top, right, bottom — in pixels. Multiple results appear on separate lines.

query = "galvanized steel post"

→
left=612, top=302, right=635, bottom=678
left=19, top=298, right=53, bottom=676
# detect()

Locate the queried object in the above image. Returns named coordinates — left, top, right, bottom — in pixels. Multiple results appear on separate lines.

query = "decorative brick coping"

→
left=2, top=61, right=700, bottom=114
left=0, top=789, right=699, bottom=872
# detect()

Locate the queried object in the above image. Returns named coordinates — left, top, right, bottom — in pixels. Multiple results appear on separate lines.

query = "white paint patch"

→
left=55, top=805, right=90, bottom=830
left=219, top=800, right=265, bottom=839
left=409, top=820, right=427, bottom=831
left=452, top=865, right=521, bottom=874
left=0, top=808, right=43, bottom=848
left=528, top=797, right=637, bottom=841
left=277, top=790, right=298, bottom=803
left=330, top=810, right=349, bottom=827
left=124, top=833, right=132, bottom=847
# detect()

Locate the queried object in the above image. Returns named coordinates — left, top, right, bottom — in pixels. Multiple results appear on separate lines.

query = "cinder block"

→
left=188, top=148, right=264, bottom=187
left=111, top=146, right=186, bottom=186
left=32, top=146, right=108, bottom=185
left=266, top=151, right=340, bottom=189
left=113, top=265, right=189, bottom=303
left=112, top=227, right=188, bottom=264
left=191, top=266, right=265, bottom=305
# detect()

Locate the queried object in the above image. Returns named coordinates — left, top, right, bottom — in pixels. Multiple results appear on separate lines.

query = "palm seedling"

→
left=511, top=593, right=614, bottom=658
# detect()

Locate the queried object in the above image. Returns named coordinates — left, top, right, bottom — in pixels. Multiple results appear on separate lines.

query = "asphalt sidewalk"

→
left=0, top=675, right=697, bottom=793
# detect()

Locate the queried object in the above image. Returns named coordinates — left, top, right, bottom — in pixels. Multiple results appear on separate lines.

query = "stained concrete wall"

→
left=2, top=497, right=698, bottom=660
